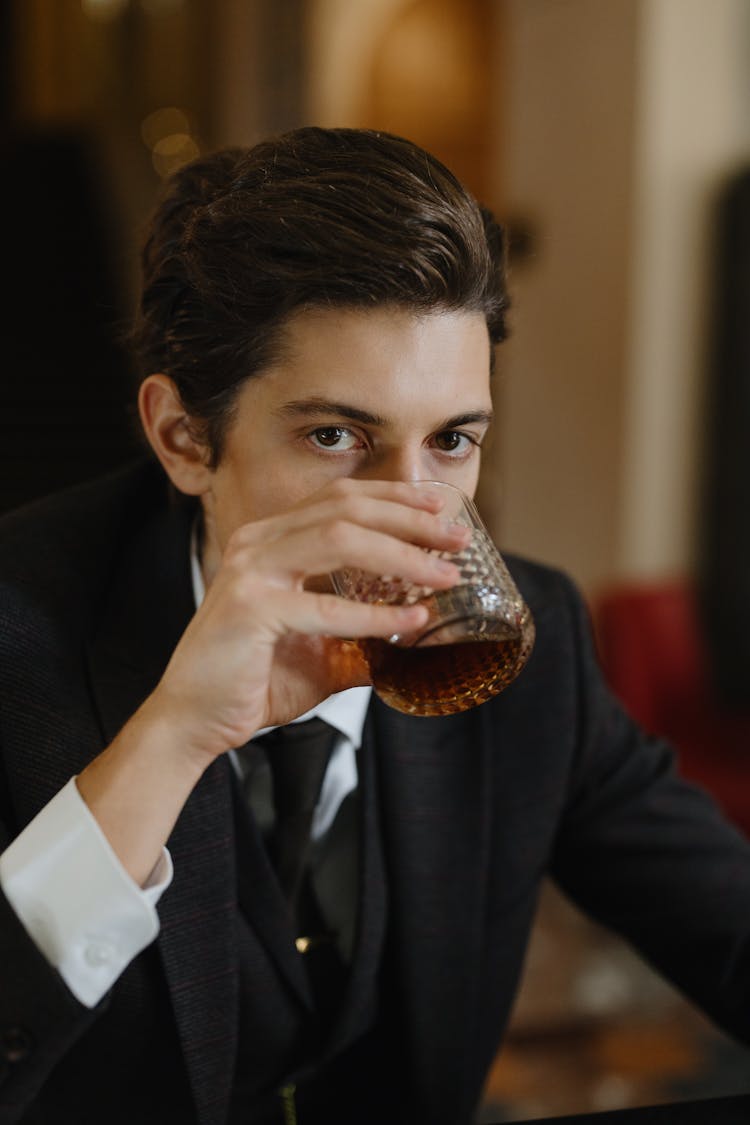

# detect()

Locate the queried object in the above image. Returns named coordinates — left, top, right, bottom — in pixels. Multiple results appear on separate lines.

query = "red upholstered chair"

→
left=591, top=580, right=750, bottom=838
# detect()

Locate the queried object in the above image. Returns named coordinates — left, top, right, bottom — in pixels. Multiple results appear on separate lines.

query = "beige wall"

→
left=618, top=0, right=750, bottom=583
left=305, top=0, right=406, bottom=124
left=486, top=0, right=750, bottom=598
left=480, top=0, right=638, bottom=597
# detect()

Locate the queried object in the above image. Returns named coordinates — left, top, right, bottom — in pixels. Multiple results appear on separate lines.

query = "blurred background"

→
left=3, top=0, right=750, bottom=1119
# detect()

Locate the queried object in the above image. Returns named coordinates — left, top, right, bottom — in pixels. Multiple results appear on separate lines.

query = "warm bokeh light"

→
left=141, top=106, right=192, bottom=149
left=140, top=107, right=199, bottom=178
left=151, top=132, right=200, bottom=177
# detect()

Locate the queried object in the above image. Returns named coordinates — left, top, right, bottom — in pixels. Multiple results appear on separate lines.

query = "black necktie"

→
left=236, top=717, right=348, bottom=1025
left=256, top=717, right=338, bottom=913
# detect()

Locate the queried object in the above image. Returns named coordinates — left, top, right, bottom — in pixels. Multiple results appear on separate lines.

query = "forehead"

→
left=238, top=305, right=493, bottom=423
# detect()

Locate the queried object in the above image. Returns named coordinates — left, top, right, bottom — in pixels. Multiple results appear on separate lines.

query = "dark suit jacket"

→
left=1, top=459, right=750, bottom=1125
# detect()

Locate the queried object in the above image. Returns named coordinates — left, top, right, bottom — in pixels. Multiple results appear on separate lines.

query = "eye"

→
left=434, top=431, right=477, bottom=455
left=308, top=426, right=360, bottom=451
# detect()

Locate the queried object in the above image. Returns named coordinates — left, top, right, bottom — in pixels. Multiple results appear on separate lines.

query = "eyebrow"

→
left=276, top=398, right=494, bottom=429
left=277, top=399, right=387, bottom=426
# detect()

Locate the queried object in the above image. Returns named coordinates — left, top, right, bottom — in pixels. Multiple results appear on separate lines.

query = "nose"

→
left=356, top=444, right=426, bottom=484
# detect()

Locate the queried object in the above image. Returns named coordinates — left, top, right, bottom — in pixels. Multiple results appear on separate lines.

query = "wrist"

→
left=76, top=696, right=214, bottom=888
left=133, top=689, right=223, bottom=777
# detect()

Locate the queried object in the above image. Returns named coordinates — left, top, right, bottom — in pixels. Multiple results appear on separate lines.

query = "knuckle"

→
left=327, top=476, right=356, bottom=499
left=325, top=518, right=353, bottom=550
left=224, top=527, right=245, bottom=557
left=316, top=592, right=344, bottom=628
left=222, top=542, right=252, bottom=579
left=224, top=527, right=254, bottom=564
left=227, top=517, right=269, bottom=551
left=336, top=494, right=363, bottom=522
left=412, top=507, right=436, bottom=534
left=225, top=574, right=257, bottom=611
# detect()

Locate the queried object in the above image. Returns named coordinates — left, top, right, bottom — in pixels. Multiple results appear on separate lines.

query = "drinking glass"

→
left=331, top=481, right=535, bottom=716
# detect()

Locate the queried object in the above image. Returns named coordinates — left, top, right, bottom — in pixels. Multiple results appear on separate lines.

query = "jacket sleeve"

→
left=550, top=573, right=750, bottom=1045
left=0, top=856, right=103, bottom=1123
left=0, top=600, right=115, bottom=1120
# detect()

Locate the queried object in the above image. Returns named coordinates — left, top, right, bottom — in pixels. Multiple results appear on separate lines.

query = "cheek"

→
left=462, top=472, right=480, bottom=501
left=226, top=481, right=275, bottom=528
left=442, top=456, right=482, bottom=496
left=222, top=466, right=319, bottom=528
left=207, top=476, right=265, bottom=547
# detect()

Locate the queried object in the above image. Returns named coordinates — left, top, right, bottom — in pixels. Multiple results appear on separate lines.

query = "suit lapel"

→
left=373, top=696, right=493, bottom=1124
left=86, top=491, right=239, bottom=1125
left=156, top=756, right=238, bottom=1125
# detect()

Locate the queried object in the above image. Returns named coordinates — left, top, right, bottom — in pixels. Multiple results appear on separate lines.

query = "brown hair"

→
left=130, top=126, right=509, bottom=465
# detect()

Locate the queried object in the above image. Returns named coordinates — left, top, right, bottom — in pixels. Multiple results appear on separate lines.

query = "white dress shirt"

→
left=0, top=533, right=371, bottom=1008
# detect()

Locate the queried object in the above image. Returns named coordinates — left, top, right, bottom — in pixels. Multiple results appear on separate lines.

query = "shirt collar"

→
left=189, top=520, right=371, bottom=750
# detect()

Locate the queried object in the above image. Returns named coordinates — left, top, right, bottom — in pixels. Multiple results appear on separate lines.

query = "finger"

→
left=317, top=477, right=450, bottom=514
left=245, top=521, right=464, bottom=589
left=232, top=492, right=471, bottom=555
left=274, top=589, right=430, bottom=639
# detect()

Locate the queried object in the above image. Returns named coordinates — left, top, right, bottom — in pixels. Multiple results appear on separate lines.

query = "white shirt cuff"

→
left=0, top=777, right=173, bottom=1008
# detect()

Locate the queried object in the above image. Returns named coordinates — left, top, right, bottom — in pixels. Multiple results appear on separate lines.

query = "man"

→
left=0, top=126, right=749, bottom=1125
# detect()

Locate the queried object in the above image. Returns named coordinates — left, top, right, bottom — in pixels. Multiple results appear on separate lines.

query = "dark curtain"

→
left=1, top=124, right=142, bottom=513
left=697, top=165, right=750, bottom=709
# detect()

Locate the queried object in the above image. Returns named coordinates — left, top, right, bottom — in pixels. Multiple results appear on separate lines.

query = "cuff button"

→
left=84, top=940, right=116, bottom=968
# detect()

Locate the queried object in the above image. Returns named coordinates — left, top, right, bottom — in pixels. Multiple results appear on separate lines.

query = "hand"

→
left=150, top=478, right=470, bottom=761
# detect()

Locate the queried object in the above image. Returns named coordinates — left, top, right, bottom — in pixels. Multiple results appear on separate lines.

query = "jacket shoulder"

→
left=0, top=456, right=162, bottom=546
left=0, top=458, right=174, bottom=626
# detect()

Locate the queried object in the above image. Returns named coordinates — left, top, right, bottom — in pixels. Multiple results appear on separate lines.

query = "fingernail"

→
left=446, top=521, right=471, bottom=539
left=400, top=603, right=428, bottom=619
left=433, top=558, right=460, bottom=576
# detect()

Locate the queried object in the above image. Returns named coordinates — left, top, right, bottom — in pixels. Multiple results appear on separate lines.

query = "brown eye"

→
left=315, top=427, right=345, bottom=447
left=435, top=431, right=464, bottom=451
left=309, top=426, right=358, bottom=451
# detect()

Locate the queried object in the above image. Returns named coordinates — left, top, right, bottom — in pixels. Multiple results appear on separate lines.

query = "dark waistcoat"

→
left=228, top=720, right=411, bottom=1125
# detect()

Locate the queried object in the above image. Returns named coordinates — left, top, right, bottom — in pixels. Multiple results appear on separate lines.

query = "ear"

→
left=137, top=374, right=213, bottom=496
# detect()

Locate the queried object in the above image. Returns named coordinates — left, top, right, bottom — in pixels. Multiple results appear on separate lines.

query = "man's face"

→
left=200, top=305, right=493, bottom=564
